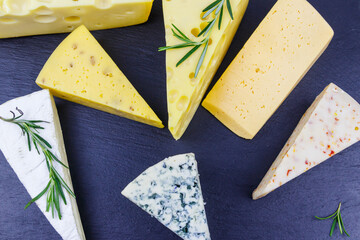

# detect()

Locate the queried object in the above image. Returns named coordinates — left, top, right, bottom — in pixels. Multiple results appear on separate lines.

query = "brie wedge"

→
left=0, top=90, right=85, bottom=239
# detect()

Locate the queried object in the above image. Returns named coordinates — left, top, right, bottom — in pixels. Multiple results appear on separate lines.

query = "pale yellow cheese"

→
left=202, top=0, right=334, bottom=139
left=0, top=0, right=153, bottom=38
left=163, top=0, right=249, bottom=140
left=36, top=25, right=163, bottom=128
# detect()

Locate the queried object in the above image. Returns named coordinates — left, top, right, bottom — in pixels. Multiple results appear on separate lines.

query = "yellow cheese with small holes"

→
left=0, top=0, right=153, bottom=38
left=36, top=25, right=163, bottom=128
left=202, top=0, right=334, bottom=139
left=163, top=0, right=249, bottom=140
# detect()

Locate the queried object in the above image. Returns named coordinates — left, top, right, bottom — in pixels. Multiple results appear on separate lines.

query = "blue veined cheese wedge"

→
left=0, top=0, right=153, bottom=38
left=0, top=90, right=85, bottom=239
left=253, top=83, right=360, bottom=200
left=122, top=153, right=211, bottom=240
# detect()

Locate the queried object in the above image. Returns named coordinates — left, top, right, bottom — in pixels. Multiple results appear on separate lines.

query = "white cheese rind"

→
left=122, top=153, right=211, bottom=240
left=253, top=83, right=360, bottom=200
left=0, top=90, right=85, bottom=239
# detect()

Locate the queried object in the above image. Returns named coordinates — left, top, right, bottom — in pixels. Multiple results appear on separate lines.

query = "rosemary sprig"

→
left=0, top=107, right=75, bottom=220
left=159, top=0, right=233, bottom=78
left=315, top=203, right=349, bottom=237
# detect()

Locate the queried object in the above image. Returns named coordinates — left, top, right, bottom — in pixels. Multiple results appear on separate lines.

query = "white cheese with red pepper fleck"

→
left=122, top=153, right=211, bottom=240
left=253, top=83, right=360, bottom=200
left=0, top=90, right=85, bottom=239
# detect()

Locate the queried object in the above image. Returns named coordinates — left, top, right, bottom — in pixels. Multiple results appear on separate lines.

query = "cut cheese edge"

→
left=0, top=90, right=85, bottom=239
left=0, top=0, right=153, bottom=38
left=36, top=25, right=163, bottom=128
left=202, top=0, right=334, bottom=139
left=253, top=83, right=360, bottom=200
left=164, top=0, right=249, bottom=140
left=122, top=153, right=211, bottom=240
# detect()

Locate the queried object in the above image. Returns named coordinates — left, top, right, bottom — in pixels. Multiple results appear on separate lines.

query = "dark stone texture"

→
left=0, top=0, right=359, bottom=239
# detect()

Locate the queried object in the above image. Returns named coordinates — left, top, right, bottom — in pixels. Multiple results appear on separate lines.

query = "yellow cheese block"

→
left=202, top=0, right=334, bottom=139
left=0, top=0, right=153, bottom=38
left=36, top=25, right=163, bottom=128
left=163, top=0, right=249, bottom=140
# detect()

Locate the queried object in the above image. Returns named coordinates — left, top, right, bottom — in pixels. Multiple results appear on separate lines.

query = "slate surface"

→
left=0, top=0, right=359, bottom=239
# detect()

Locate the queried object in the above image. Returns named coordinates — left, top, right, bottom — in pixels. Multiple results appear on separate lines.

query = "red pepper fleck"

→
left=335, top=118, right=339, bottom=121
left=340, top=138, right=343, bottom=143
left=323, top=151, right=327, bottom=154
left=305, top=160, right=309, bottom=165
left=327, top=145, right=331, bottom=149
left=329, top=150, right=335, bottom=157
left=287, top=169, right=292, bottom=176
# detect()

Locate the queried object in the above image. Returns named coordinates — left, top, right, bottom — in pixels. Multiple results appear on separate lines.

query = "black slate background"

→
left=0, top=0, right=359, bottom=239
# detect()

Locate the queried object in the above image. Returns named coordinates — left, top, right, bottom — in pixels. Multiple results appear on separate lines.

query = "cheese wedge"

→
left=253, top=83, right=360, bottom=200
left=0, top=90, right=85, bottom=239
left=122, top=153, right=211, bottom=240
left=36, top=25, right=163, bottom=128
left=202, top=0, right=334, bottom=139
left=0, top=0, right=153, bottom=38
left=163, top=0, right=249, bottom=140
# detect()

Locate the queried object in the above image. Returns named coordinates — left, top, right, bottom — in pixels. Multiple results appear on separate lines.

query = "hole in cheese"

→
left=0, top=18, right=18, bottom=24
left=64, top=16, right=81, bottom=23
left=35, top=6, right=54, bottom=15
left=200, top=22, right=208, bottom=31
left=166, top=67, right=174, bottom=81
left=191, top=28, right=200, bottom=37
left=176, top=96, right=189, bottom=111
left=169, top=90, right=178, bottom=103
left=95, top=0, right=112, bottom=9
left=34, top=15, right=57, bottom=23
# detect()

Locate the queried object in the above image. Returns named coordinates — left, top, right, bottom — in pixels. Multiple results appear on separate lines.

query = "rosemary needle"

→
left=159, top=0, right=234, bottom=78
left=315, top=202, right=350, bottom=237
left=0, top=107, right=75, bottom=220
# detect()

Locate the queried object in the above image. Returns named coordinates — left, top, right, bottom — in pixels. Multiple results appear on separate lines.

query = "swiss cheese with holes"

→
left=36, top=25, right=163, bottom=128
left=202, top=0, right=334, bottom=139
left=163, top=0, right=249, bottom=140
left=0, top=0, right=153, bottom=38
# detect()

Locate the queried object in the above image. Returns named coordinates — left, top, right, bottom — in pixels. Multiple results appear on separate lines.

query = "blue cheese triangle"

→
left=253, top=83, right=360, bottom=200
left=122, top=153, right=211, bottom=240
left=0, top=90, right=85, bottom=239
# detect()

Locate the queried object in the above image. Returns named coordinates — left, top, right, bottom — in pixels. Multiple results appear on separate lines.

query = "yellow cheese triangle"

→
left=163, top=0, right=248, bottom=140
left=36, top=25, right=163, bottom=128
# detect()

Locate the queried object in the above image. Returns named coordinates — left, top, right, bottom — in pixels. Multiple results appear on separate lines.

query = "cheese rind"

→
left=0, top=90, right=85, bottom=239
left=36, top=25, right=163, bottom=128
left=202, top=0, right=334, bottom=139
left=253, top=83, right=360, bottom=200
left=122, top=153, right=211, bottom=240
left=164, top=0, right=248, bottom=140
left=0, top=0, right=153, bottom=38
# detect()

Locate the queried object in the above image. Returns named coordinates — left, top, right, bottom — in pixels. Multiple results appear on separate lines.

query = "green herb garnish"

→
left=315, top=203, right=349, bottom=237
left=0, top=107, right=75, bottom=220
left=159, top=0, right=233, bottom=78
